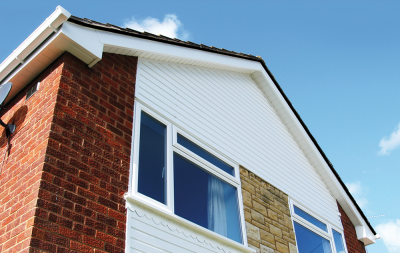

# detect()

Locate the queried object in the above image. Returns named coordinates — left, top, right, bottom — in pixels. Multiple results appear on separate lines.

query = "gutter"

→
left=0, top=6, right=71, bottom=84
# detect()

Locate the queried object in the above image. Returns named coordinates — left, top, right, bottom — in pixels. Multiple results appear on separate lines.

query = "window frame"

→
left=129, top=101, right=248, bottom=245
left=289, top=199, right=348, bottom=253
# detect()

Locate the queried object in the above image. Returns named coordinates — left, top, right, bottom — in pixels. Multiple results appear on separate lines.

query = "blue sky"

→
left=1, top=1, right=399, bottom=252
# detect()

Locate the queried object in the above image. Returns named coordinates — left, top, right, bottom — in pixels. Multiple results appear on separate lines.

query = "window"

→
left=131, top=103, right=244, bottom=244
left=290, top=201, right=348, bottom=253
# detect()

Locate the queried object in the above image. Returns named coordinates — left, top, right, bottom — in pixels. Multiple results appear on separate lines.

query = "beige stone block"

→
left=252, top=220, right=270, bottom=233
left=289, top=230, right=296, bottom=240
left=270, top=225, right=282, bottom=238
left=283, top=214, right=293, bottom=229
left=260, top=229, right=275, bottom=245
left=253, top=200, right=268, bottom=216
left=281, top=193, right=289, bottom=203
left=248, top=238, right=261, bottom=248
left=246, top=222, right=261, bottom=241
left=242, top=189, right=253, bottom=207
left=245, top=210, right=252, bottom=222
left=261, top=240, right=276, bottom=250
left=260, top=244, right=275, bottom=253
left=275, top=237, right=288, bottom=245
left=240, top=167, right=249, bottom=177
left=274, top=199, right=289, bottom=214
left=272, top=220, right=289, bottom=232
left=248, top=244, right=261, bottom=253
left=264, top=216, right=273, bottom=225
left=276, top=242, right=289, bottom=253
left=242, top=180, right=256, bottom=195
left=289, top=243, right=297, bottom=253
left=268, top=209, right=278, bottom=221
left=261, top=187, right=273, bottom=201
left=252, top=209, right=265, bottom=224
left=283, top=236, right=296, bottom=245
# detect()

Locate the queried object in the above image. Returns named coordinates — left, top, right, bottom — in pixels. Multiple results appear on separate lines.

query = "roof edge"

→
left=0, top=6, right=70, bottom=84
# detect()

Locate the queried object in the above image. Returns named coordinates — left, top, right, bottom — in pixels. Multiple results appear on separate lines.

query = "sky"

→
left=1, top=1, right=399, bottom=252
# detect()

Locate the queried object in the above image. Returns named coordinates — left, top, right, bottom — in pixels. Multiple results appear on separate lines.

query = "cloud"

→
left=346, top=181, right=368, bottom=208
left=376, top=220, right=400, bottom=253
left=123, top=14, right=189, bottom=40
left=378, top=123, right=400, bottom=155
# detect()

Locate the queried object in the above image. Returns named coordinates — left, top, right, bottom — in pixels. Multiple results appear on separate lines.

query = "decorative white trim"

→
left=125, top=194, right=255, bottom=253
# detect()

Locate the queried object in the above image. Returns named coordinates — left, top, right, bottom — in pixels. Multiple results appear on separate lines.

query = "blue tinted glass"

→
left=294, top=206, right=327, bottom=231
left=177, top=134, right=234, bottom=176
left=137, top=112, right=166, bottom=204
left=173, top=153, right=242, bottom=243
left=333, top=230, right=345, bottom=253
left=294, top=222, right=332, bottom=253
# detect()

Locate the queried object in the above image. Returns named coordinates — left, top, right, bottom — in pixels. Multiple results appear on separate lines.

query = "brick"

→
left=71, top=241, right=93, bottom=253
left=96, top=231, right=116, bottom=244
left=83, top=235, right=104, bottom=248
left=105, top=243, right=124, bottom=253
left=48, top=213, right=73, bottom=229
left=73, top=223, right=96, bottom=236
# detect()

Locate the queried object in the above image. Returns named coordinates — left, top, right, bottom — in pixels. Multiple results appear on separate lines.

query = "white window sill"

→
left=125, top=194, right=256, bottom=253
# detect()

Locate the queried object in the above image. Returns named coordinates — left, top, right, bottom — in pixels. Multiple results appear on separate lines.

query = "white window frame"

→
left=289, top=199, right=348, bottom=253
left=129, top=101, right=247, bottom=245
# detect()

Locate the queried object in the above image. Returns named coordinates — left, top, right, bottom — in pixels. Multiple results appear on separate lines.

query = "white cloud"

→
left=123, top=14, right=189, bottom=40
left=378, top=123, right=400, bottom=155
left=346, top=181, right=368, bottom=208
left=376, top=220, right=400, bottom=253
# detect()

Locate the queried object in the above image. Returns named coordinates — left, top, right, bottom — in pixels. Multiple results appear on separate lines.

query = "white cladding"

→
left=132, top=58, right=342, bottom=240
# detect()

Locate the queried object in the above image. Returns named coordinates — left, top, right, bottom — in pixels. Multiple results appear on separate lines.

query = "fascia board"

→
left=95, top=29, right=261, bottom=72
left=253, top=67, right=376, bottom=243
left=60, top=22, right=103, bottom=66
left=1, top=23, right=104, bottom=103
left=0, top=6, right=70, bottom=83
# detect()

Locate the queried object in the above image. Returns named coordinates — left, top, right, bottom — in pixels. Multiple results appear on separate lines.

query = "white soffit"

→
left=0, top=8, right=375, bottom=243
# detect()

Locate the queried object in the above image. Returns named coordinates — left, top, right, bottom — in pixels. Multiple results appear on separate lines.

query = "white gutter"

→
left=0, top=5, right=71, bottom=83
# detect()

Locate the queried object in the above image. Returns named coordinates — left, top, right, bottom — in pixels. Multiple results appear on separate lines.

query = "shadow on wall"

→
left=0, top=105, right=28, bottom=150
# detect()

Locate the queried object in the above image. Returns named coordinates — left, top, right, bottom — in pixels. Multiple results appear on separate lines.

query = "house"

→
left=0, top=6, right=379, bottom=253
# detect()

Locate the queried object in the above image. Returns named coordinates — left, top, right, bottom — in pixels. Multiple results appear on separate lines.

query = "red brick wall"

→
left=0, top=52, right=137, bottom=253
left=0, top=57, right=64, bottom=253
left=338, top=202, right=366, bottom=253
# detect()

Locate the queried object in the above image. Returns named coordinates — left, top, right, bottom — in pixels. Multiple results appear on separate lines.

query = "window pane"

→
left=173, top=153, right=242, bottom=243
left=332, top=229, right=346, bottom=253
left=177, top=134, right=234, bottom=176
left=294, top=222, right=332, bottom=253
left=294, top=206, right=327, bottom=231
left=137, top=112, right=166, bottom=204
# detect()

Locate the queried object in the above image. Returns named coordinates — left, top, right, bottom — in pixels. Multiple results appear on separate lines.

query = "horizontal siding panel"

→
left=126, top=206, right=246, bottom=253
left=136, top=59, right=341, bottom=229
left=137, top=84, right=336, bottom=219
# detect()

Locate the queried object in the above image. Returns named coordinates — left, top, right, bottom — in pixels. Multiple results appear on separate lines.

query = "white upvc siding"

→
left=133, top=58, right=342, bottom=231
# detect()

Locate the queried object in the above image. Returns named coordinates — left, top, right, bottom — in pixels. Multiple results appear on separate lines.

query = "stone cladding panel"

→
left=240, top=166, right=297, bottom=253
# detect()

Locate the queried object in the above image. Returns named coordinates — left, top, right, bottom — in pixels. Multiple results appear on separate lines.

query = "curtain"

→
left=207, top=175, right=227, bottom=237
left=322, top=240, right=332, bottom=253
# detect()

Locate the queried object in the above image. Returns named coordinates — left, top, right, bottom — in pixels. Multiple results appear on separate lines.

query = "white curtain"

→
left=322, top=240, right=332, bottom=253
left=208, top=175, right=227, bottom=237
